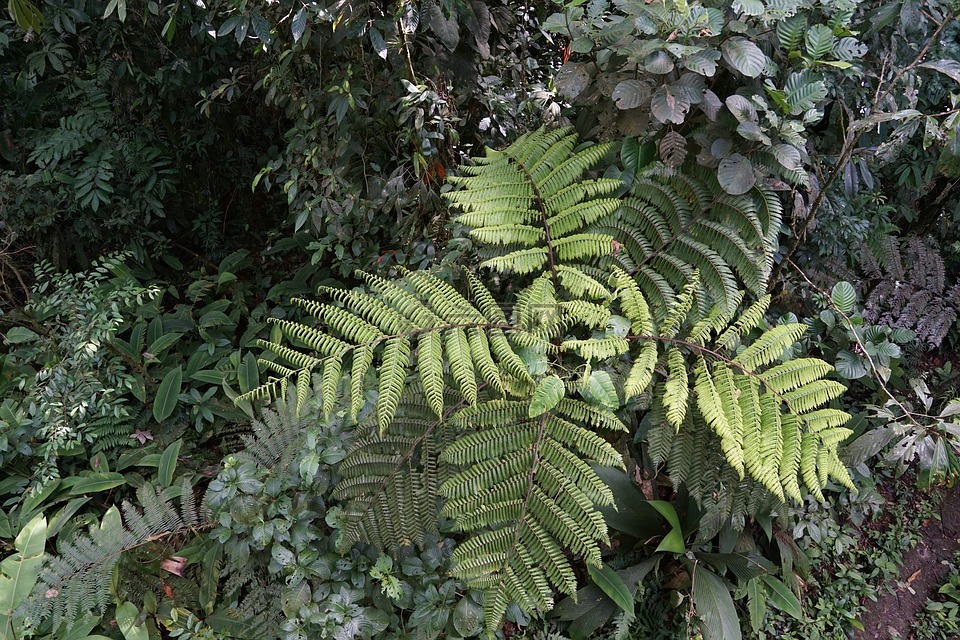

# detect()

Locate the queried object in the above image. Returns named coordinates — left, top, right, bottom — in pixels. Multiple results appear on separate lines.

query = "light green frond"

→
left=254, top=340, right=322, bottom=370
left=559, top=299, right=611, bottom=330
left=716, top=294, right=770, bottom=350
left=446, top=327, right=478, bottom=405
left=321, top=357, right=342, bottom=417
left=552, top=233, right=616, bottom=261
left=360, top=272, right=442, bottom=328
left=610, top=266, right=654, bottom=335
left=308, top=302, right=383, bottom=343
left=466, top=271, right=509, bottom=323
left=352, top=344, right=375, bottom=418
left=546, top=199, right=620, bottom=237
left=418, top=331, right=445, bottom=418
left=661, top=275, right=699, bottom=339
left=557, top=265, right=611, bottom=300
left=377, top=337, right=410, bottom=433
left=468, top=328, right=504, bottom=393
left=555, top=398, right=627, bottom=433
left=625, top=340, right=658, bottom=399
left=780, top=379, right=847, bottom=414
left=481, top=249, right=549, bottom=275
left=663, top=347, right=689, bottom=430
left=471, top=224, right=545, bottom=246
left=687, top=295, right=741, bottom=346
left=802, top=408, right=850, bottom=433
left=267, top=318, right=349, bottom=356
left=734, top=323, right=807, bottom=370
left=760, top=358, right=833, bottom=394
left=561, top=336, right=630, bottom=361
left=321, top=287, right=416, bottom=335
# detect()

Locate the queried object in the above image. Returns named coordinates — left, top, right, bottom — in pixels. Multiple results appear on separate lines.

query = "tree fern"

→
left=238, top=126, right=850, bottom=631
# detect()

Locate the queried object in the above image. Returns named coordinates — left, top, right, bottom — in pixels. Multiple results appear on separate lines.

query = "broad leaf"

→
left=612, top=79, right=651, bottom=110
left=691, top=566, right=742, bottom=640
left=804, top=25, right=835, bottom=60
left=115, top=602, right=148, bottom=640
left=651, top=85, right=690, bottom=124
left=718, top=154, right=756, bottom=195
left=830, top=281, right=857, bottom=314
left=622, top=138, right=656, bottom=173
left=722, top=37, right=766, bottom=77
left=0, top=514, right=46, bottom=635
left=920, top=60, right=960, bottom=84
left=648, top=500, right=685, bottom=553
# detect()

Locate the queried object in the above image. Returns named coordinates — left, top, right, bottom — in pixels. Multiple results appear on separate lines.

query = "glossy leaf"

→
left=153, top=366, right=182, bottom=423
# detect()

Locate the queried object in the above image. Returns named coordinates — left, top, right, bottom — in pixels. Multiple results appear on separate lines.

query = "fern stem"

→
left=509, top=157, right=558, bottom=286
left=500, top=411, right=548, bottom=573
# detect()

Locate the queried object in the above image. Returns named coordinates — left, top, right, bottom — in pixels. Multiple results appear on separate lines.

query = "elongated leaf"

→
left=692, top=566, right=742, bottom=640
left=747, top=578, right=765, bottom=633
left=115, top=602, right=148, bottom=640
left=158, top=439, right=183, bottom=488
left=238, top=352, right=259, bottom=394
left=587, top=563, right=634, bottom=616
left=153, top=366, right=182, bottom=423
left=0, top=514, right=46, bottom=635
left=760, top=575, right=803, bottom=620
left=68, top=473, right=126, bottom=495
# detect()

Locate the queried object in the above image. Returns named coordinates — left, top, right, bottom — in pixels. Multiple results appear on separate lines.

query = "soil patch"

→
left=853, top=484, right=960, bottom=640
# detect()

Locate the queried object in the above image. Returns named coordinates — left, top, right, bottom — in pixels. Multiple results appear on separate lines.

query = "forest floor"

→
left=853, top=484, right=960, bottom=639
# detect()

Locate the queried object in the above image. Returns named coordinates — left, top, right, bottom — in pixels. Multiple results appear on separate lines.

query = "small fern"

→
left=32, top=481, right=211, bottom=631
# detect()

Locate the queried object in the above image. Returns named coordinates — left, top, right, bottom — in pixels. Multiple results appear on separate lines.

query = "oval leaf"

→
left=722, top=37, right=766, bottom=77
left=830, top=281, right=857, bottom=314
left=612, top=79, right=650, bottom=110
left=718, top=154, right=756, bottom=195
left=153, top=366, right=183, bottom=423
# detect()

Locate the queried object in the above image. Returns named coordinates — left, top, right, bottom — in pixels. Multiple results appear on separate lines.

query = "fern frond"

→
left=440, top=396, right=623, bottom=632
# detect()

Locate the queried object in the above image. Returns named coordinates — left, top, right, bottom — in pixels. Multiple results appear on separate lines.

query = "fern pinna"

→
left=239, top=127, right=851, bottom=631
